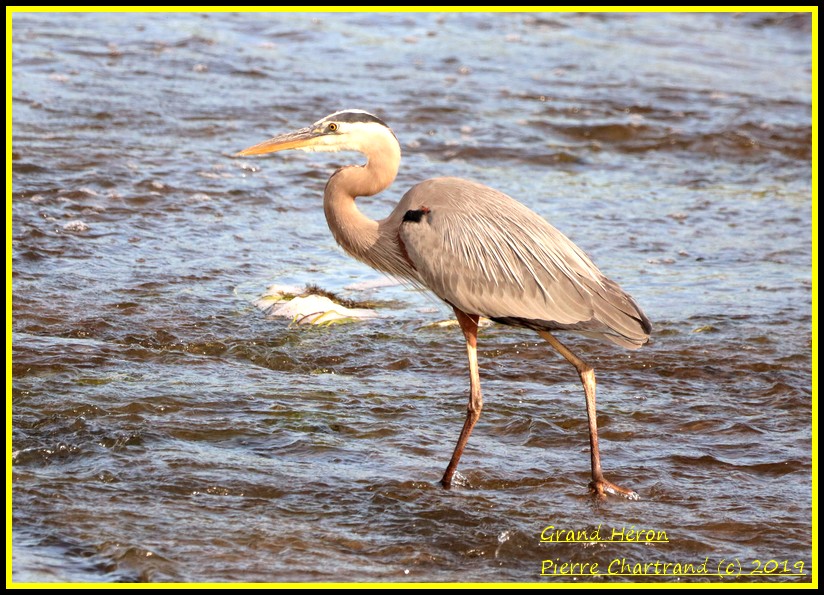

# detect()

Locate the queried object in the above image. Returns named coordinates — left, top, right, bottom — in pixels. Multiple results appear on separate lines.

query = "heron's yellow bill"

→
left=235, top=127, right=319, bottom=156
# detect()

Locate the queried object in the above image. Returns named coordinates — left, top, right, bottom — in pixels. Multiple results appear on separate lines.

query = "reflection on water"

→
left=12, top=11, right=812, bottom=583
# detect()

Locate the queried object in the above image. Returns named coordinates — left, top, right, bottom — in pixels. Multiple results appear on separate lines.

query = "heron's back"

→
left=394, top=177, right=651, bottom=349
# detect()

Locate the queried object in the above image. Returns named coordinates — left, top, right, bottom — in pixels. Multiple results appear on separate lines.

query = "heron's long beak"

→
left=235, top=126, right=321, bottom=156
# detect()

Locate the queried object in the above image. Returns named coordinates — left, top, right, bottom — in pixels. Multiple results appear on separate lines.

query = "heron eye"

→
left=328, top=123, right=338, bottom=132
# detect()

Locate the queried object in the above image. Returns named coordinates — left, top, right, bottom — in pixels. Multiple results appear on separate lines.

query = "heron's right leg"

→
left=440, top=308, right=482, bottom=488
left=538, top=330, right=638, bottom=500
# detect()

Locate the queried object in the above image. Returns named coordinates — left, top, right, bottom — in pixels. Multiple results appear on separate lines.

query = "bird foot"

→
left=440, top=471, right=470, bottom=489
left=589, top=477, right=638, bottom=501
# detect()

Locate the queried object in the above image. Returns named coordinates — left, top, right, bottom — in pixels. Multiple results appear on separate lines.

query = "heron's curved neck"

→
left=323, top=135, right=400, bottom=266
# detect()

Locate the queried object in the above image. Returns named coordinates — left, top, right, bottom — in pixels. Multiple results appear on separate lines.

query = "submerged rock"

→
left=62, top=220, right=90, bottom=232
left=422, top=317, right=493, bottom=329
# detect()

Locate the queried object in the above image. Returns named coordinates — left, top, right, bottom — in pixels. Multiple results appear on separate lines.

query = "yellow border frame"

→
left=6, top=5, right=818, bottom=589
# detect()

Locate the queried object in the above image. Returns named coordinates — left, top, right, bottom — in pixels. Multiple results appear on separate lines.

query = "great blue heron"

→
left=237, top=109, right=651, bottom=499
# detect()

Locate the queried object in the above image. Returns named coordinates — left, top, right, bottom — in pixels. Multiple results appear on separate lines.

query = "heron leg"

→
left=538, top=331, right=638, bottom=500
left=440, top=308, right=482, bottom=488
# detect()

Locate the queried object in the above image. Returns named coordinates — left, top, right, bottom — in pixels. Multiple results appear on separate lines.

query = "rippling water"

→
left=12, top=11, right=812, bottom=583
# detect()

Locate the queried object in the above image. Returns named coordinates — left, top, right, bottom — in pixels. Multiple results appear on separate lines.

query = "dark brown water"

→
left=11, top=11, right=813, bottom=583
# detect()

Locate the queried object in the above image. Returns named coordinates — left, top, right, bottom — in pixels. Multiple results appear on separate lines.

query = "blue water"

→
left=12, top=11, right=812, bottom=583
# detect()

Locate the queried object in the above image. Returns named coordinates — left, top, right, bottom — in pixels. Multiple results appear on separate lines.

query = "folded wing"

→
left=396, top=178, right=651, bottom=349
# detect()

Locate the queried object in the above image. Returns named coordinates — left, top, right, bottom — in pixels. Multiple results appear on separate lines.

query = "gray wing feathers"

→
left=396, top=178, right=650, bottom=348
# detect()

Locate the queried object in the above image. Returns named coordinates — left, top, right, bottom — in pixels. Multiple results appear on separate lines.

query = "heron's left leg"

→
left=538, top=331, right=638, bottom=500
left=440, top=308, right=482, bottom=488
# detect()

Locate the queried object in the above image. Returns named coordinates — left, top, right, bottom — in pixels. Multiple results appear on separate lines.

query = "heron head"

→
left=236, top=109, right=398, bottom=157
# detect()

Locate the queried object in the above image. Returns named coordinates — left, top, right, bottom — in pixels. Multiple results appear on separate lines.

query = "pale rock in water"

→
left=254, top=284, right=377, bottom=325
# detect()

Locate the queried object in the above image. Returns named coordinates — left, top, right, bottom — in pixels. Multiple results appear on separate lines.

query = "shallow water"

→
left=11, top=11, right=812, bottom=583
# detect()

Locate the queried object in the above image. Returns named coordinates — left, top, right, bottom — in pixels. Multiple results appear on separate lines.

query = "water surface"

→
left=11, top=11, right=813, bottom=583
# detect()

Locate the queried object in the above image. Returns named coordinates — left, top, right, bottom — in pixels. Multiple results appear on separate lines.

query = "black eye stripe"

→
left=329, top=111, right=389, bottom=126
